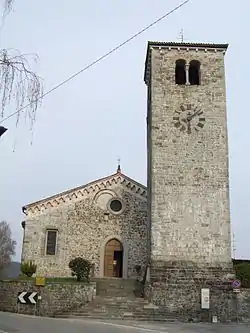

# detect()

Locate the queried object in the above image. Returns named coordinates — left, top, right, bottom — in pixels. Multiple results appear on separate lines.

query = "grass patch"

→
left=2, top=275, right=89, bottom=283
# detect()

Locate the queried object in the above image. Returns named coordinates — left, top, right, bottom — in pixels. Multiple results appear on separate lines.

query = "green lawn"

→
left=2, top=275, right=89, bottom=283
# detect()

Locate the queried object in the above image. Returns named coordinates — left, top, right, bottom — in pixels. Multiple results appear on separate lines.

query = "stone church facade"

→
left=21, top=167, right=148, bottom=278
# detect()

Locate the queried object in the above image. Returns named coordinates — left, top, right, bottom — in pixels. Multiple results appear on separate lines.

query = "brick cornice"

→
left=22, top=172, right=147, bottom=216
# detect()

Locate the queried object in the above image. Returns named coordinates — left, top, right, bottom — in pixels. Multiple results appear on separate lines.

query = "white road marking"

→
left=80, top=320, right=169, bottom=332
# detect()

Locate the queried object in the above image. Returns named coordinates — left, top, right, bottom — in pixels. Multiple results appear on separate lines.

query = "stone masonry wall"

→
left=146, top=45, right=232, bottom=265
left=0, top=280, right=96, bottom=317
left=145, top=261, right=250, bottom=323
left=22, top=179, right=148, bottom=278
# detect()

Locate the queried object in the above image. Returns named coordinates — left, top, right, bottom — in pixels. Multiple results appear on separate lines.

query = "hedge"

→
left=233, top=260, right=250, bottom=288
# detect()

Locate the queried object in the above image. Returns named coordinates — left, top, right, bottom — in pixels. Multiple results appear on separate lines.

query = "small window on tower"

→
left=45, top=229, right=58, bottom=255
left=189, top=60, right=200, bottom=85
left=175, top=59, right=186, bottom=85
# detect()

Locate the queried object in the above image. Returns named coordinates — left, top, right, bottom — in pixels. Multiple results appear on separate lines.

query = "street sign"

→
left=0, top=126, right=7, bottom=138
left=232, top=279, right=241, bottom=289
left=233, top=288, right=240, bottom=293
left=18, top=292, right=38, bottom=304
left=36, top=277, right=45, bottom=286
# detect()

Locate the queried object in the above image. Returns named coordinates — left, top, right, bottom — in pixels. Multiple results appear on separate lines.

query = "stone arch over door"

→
left=100, top=235, right=128, bottom=278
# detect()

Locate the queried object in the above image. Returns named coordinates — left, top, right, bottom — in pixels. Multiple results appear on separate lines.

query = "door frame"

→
left=100, top=235, right=128, bottom=278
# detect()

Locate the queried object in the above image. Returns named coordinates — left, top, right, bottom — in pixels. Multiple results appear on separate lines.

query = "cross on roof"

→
left=117, top=158, right=121, bottom=173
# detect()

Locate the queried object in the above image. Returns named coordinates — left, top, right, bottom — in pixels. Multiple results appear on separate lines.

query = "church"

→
left=21, top=39, right=235, bottom=319
left=21, top=165, right=148, bottom=278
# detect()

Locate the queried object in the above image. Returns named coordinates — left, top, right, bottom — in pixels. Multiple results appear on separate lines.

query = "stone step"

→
left=74, top=303, right=149, bottom=311
left=97, top=290, right=136, bottom=295
left=70, top=295, right=169, bottom=318
left=97, top=285, right=137, bottom=292
left=92, top=278, right=137, bottom=283
left=97, top=286, right=137, bottom=291
left=97, top=285, right=136, bottom=290
left=57, top=279, right=159, bottom=320
left=57, top=299, right=180, bottom=322
left=83, top=300, right=146, bottom=306
left=94, top=278, right=140, bottom=297
left=71, top=310, right=170, bottom=316
left=95, top=278, right=137, bottom=285
left=97, top=296, right=144, bottom=301
left=61, top=313, right=179, bottom=322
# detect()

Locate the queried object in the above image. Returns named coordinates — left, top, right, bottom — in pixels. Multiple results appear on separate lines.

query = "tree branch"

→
left=0, top=49, right=43, bottom=128
left=2, top=0, right=14, bottom=17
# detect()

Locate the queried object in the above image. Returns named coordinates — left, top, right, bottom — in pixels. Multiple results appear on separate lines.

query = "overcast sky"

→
left=0, top=0, right=249, bottom=261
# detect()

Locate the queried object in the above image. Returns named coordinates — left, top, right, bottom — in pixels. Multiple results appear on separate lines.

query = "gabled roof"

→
left=22, top=170, right=147, bottom=216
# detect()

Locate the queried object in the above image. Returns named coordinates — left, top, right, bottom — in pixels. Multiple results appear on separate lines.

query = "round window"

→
left=109, top=199, right=123, bottom=213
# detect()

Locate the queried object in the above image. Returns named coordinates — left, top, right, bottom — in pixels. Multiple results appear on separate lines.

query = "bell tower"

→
left=144, top=41, right=234, bottom=320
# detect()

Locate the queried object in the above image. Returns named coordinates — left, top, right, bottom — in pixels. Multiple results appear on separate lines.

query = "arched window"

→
left=189, top=60, right=200, bottom=85
left=175, top=59, right=186, bottom=85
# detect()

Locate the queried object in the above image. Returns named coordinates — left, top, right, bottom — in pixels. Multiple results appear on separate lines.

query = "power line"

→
left=0, top=0, right=190, bottom=124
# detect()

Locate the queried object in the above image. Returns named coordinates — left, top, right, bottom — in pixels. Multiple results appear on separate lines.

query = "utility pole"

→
left=0, top=126, right=7, bottom=138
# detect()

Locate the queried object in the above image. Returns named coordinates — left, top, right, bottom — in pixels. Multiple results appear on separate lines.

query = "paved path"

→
left=0, top=312, right=249, bottom=333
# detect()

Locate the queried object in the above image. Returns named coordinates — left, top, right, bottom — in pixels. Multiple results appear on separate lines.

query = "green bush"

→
left=20, top=260, right=37, bottom=277
left=69, top=257, right=92, bottom=282
left=234, top=263, right=250, bottom=288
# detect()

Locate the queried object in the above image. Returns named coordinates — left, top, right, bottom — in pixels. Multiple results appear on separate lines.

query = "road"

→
left=0, top=312, right=249, bottom=333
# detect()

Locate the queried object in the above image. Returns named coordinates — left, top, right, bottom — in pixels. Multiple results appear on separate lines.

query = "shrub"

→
left=69, top=257, right=92, bottom=282
left=20, top=260, right=37, bottom=277
left=234, top=263, right=250, bottom=288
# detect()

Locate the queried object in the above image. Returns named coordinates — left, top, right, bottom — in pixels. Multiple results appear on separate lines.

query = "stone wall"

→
left=21, top=174, right=148, bottom=278
left=0, top=280, right=96, bottom=317
left=144, top=261, right=250, bottom=323
left=238, top=288, right=250, bottom=322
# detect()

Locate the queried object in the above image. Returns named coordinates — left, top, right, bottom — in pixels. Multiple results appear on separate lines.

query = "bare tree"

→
left=2, top=0, right=14, bottom=16
left=0, top=221, right=16, bottom=270
left=0, top=0, right=43, bottom=129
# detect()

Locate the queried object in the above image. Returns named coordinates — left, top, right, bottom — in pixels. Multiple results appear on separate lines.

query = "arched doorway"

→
left=104, top=238, right=123, bottom=278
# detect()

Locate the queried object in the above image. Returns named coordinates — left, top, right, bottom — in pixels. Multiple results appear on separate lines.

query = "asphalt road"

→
left=0, top=312, right=249, bottom=333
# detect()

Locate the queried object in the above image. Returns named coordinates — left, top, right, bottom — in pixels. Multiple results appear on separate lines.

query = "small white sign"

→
left=233, top=289, right=240, bottom=293
left=201, top=288, right=210, bottom=309
left=212, top=315, right=218, bottom=323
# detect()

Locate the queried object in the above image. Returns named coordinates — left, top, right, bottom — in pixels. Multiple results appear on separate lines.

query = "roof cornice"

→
left=22, top=172, right=147, bottom=216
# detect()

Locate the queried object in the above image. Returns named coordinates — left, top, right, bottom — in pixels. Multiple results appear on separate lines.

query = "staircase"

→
left=58, top=278, right=178, bottom=321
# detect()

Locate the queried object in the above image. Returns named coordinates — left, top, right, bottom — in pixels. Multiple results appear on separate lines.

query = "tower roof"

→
left=144, top=41, right=229, bottom=84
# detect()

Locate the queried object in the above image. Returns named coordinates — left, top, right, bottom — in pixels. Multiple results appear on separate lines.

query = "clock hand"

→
left=187, top=108, right=201, bottom=122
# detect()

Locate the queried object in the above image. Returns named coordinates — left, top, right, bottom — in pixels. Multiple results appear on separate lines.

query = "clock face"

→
left=173, top=104, right=205, bottom=134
